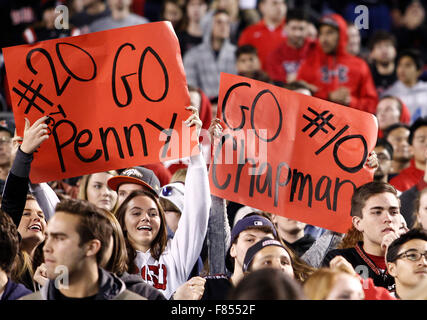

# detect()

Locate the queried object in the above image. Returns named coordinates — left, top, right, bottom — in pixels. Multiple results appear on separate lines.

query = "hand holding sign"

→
left=21, top=116, right=50, bottom=154
left=3, top=22, right=196, bottom=183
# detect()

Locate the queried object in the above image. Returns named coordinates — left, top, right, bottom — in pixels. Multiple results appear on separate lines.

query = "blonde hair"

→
left=170, top=168, right=187, bottom=183
left=303, top=265, right=358, bottom=300
left=78, top=171, right=118, bottom=211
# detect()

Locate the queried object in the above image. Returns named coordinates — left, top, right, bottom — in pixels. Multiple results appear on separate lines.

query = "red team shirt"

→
left=238, top=20, right=287, bottom=70
left=265, top=37, right=316, bottom=83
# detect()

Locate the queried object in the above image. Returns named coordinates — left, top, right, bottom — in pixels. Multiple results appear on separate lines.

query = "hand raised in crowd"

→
left=185, top=106, right=203, bottom=138
left=20, top=116, right=50, bottom=154
left=208, top=118, right=223, bottom=142
left=172, top=276, right=206, bottom=300
left=33, top=263, right=48, bottom=287
left=10, top=129, right=23, bottom=164
left=365, top=151, right=379, bottom=170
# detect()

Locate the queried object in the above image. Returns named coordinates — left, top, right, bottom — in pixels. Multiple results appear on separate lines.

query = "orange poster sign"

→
left=3, top=22, right=197, bottom=183
left=210, top=73, right=378, bottom=233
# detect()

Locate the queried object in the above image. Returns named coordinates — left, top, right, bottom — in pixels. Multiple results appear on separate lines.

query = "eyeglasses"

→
left=396, top=250, right=427, bottom=262
left=162, top=186, right=173, bottom=197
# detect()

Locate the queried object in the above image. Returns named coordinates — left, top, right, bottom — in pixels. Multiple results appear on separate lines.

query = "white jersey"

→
left=134, top=152, right=211, bottom=299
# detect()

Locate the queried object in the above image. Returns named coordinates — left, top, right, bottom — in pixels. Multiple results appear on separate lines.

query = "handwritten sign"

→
left=3, top=22, right=197, bottom=183
left=209, top=73, right=378, bottom=233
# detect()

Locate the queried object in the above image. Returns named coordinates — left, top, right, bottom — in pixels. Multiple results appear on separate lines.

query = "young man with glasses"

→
left=386, top=228, right=427, bottom=299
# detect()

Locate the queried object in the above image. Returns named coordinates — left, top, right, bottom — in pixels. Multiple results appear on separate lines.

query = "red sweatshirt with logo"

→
left=297, top=14, right=378, bottom=114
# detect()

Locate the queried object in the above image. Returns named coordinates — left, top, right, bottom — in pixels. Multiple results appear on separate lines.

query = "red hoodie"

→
left=297, top=14, right=378, bottom=114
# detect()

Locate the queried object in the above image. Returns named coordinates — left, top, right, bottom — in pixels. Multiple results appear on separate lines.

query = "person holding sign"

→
left=297, top=13, right=378, bottom=114
left=1, top=116, right=51, bottom=292
left=114, top=106, right=211, bottom=299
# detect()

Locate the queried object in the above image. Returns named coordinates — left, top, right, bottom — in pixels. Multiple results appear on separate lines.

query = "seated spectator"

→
left=400, top=177, right=427, bottom=230
left=373, top=138, right=394, bottom=183
left=265, top=9, right=316, bottom=84
left=367, top=31, right=398, bottom=95
left=70, top=0, right=111, bottom=34
left=228, top=268, right=305, bottom=300
left=0, top=210, right=32, bottom=300
left=235, top=45, right=270, bottom=83
left=304, top=265, right=365, bottom=300
left=392, top=0, right=427, bottom=63
left=201, top=214, right=279, bottom=300
left=382, top=49, right=427, bottom=123
left=414, top=188, right=427, bottom=230
left=176, top=0, right=208, bottom=56
left=297, top=13, right=378, bottom=114
left=386, top=228, right=427, bottom=299
left=346, top=23, right=361, bottom=57
left=89, top=0, right=149, bottom=33
left=0, top=120, right=13, bottom=194
left=183, top=9, right=236, bottom=99
left=200, top=0, right=243, bottom=45
left=23, top=1, right=81, bottom=43
left=271, top=216, right=315, bottom=257
left=390, top=117, right=427, bottom=192
left=21, top=199, right=146, bottom=300
left=161, top=0, right=185, bottom=31
left=376, top=95, right=410, bottom=138
left=78, top=171, right=118, bottom=212
left=383, top=123, right=412, bottom=177
left=238, top=0, right=287, bottom=70
left=322, top=181, right=402, bottom=291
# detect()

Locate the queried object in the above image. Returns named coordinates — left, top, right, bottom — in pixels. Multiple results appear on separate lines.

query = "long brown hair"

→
left=413, top=187, right=427, bottom=229
left=98, top=208, right=128, bottom=275
left=115, top=190, right=168, bottom=271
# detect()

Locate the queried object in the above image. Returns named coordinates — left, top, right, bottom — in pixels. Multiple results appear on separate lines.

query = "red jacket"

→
left=265, top=37, right=316, bottom=83
left=297, top=14, right=378, bottom=114
left=378, top=97, right=411, bottom=138
left=389, top=158, right=425, bottom=192
left=238, top=20, right=286, bottom=70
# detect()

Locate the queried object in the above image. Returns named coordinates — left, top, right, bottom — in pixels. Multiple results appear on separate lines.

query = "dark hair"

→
left=350, top=181, right=399, bottom=218
left=0, top=210, right=19, bottom=273
left=213, top=8, right=229, bottom=17
left=115, top=190, right=168, bottom=267
left=98, top=209, right=128, bottom=275
left=379, top=95, right=403, bottom=115
left=386, top=228, right=427, bottom=263
left=235, top=44, right=258, bottom=59
left=376, top=138, right=394, bottom=159
left=368, top=30, right=396, bottom=51
left=397, top=49, right=424, bottom=71
left=409, top=116, right=427, bottom=145
left=55, top=198, right=113, bottom=264
left=286, top=8, right=308, bottom=23
left=383, top=123, right=410, bottom=141
left=280, top=81, right=313, bottom=95
left=228, top=268, right=305, bottom=300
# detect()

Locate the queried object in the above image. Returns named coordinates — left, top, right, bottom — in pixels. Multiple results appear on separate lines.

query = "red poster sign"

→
left=3, top=22, right=197, bottom=183
left=209, top=73, right=378, bottom=233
